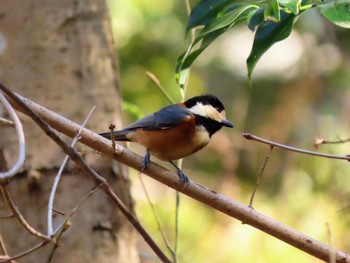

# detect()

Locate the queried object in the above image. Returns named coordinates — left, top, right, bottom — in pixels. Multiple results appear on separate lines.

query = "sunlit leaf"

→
left=199, top=4, right=258, bottom=37
left=264, top=0, right=281, bottom=21
left=318, top=0, right=350, bottom=28
left=177, top=4, right=257, bottom=88
left=279, top=0, right=301, bottom=15
left=247, top=12, right=296, bottom=84
left=187, top=0, right=233, bottom=31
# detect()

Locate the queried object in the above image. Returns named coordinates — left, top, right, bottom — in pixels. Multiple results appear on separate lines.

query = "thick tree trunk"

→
left=0, top=0, right=138, bottom=262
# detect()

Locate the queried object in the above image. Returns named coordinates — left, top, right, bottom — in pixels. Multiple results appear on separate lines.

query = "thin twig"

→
left=103, top=184, right=172, bottom=263
left=146, top=69, right=181, bottom=262
left=0, top=241, right=48, bottom=263
left=0, top=117, right=14, bottom=127
left=0, top=184, right=50, bottom=241
left=243, top=133, right=350, bottom=161
left=184, top=0, right=195, bottom=43
left=4, top=89, right=350, bottom=262
left=174, top=190, right=180, bottom=263
left=138, top=173, right=175, bottom=260
left=176, top=1, right=196, bottom=255
left=0, top=232, right=15, bottom=263
left=0, top=93, right=25, bottom=181
left=0, top=214, right=14, bottom=220
left=109, top=124, right=117, bottom=155
left=146, top=71, right=175, bottom=104
left=48, top=185, right=102, bottom=262
left=327, top=222, right=336, bottom=263
left=249, top=146, right=274, bottom=208
left=52, top=184, right=102, bottom=237
left=52, top=208, right=65, bottom=216
left=174, top=0, right=197, bottom=253
left=47, top=106, right=96, bottom=236
left=0, top=233, right=6, bottom=255
left=314, top=136, right=350, bottom=148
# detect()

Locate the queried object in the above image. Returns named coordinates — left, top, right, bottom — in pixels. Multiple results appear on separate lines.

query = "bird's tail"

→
left=99, top=130, right=131, bottom=141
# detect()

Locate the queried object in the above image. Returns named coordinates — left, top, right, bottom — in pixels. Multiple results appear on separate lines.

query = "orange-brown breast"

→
left=128, top=116, right=210, bottom=161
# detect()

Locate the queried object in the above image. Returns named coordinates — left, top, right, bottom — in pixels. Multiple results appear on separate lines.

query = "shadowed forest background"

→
left=108, top=1, right=350, bottom=262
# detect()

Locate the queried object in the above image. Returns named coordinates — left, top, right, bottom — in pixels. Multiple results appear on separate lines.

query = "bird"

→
left=99, top=94, right=234, bottom=184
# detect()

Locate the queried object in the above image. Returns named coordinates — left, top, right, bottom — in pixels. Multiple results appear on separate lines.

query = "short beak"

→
left=222, top=119, right=234, bottom=128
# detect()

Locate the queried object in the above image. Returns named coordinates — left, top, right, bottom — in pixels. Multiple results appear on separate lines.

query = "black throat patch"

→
left=195, top=115, right=223, bottom=137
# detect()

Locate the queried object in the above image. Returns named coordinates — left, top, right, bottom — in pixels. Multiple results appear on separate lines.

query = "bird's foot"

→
left=176, top=169, right=189, bottom=185
left=141, top=150, right=151, bottom=172
left=170, top=161, right=189, bottom=185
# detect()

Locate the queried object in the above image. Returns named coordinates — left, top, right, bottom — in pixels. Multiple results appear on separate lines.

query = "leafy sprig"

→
left=176, top=0, right=350, bottom=87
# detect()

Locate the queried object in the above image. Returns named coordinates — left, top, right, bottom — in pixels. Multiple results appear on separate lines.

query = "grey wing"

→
left=124, top=104, right=192, bottom=131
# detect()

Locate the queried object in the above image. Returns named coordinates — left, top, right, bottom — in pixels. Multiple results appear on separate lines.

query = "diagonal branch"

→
left=2, top=87, right=350, bottom=262
left=0, top=183, right=51, bottom=241
left=0, top=84, right=171, bottom=263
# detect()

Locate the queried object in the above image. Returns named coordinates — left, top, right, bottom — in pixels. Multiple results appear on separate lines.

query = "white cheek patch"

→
left=190, top=103, right=225, bottom=123
left=190, top=103, right=207, bottom=117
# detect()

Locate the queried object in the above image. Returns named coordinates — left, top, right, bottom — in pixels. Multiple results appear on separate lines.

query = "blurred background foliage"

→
left=107, top=0, right=350, bottom=262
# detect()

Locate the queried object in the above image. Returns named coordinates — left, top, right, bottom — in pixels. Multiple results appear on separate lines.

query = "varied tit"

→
left=100, top=94, right=234, bottom=184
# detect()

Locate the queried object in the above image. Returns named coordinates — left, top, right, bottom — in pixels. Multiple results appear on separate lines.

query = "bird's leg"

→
left=141, top=149, right=151, bottom=172
left=170, top=161, right=189, bottom=185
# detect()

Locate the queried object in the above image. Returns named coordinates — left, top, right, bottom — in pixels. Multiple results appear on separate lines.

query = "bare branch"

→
left=314, top=136, right=350, bottom=148
left=0, top=232, right=16, bottom=263
left=243, top=133, right=350, bottom=161
left=0, top=214, right=14, bottom=220
left=138, top=173, right=175, bottom=260
left=52, top=208, right=65, bottom=216
left=0, top=117, right=14, bottom=128
left=327, top=222, right=336, bottom=263
left=0, top=93, right=25, bottom=181
left=0, top=84, right=172, bottom=263
left=3, top=87, right=350, bottom=262
left=0, top=184, right=50, bottom=241
left=48, top=185, right=102, bottom=263
left=249, top=145, right=274, bottom=207
left=47, top=106, right=96, bottom=236
left=146, top=71, right=175, bottom=104
left=0, top=241, right=49, bottom=263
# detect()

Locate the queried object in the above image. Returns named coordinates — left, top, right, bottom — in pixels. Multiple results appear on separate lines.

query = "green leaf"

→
left=318, top=0, right=350, bottom=28
left=187, top=0, right=233, bottom=31
left=247, top=12, right=296, bottom=84
left=176, top=29, right=225, bottom=88
left=279, top=0, right=301, bottom=15
left=264, top=0, right=281, bottom=21
left=301, top=0, right=314, bottom=4
left=248, top=8, right=265, bottom=31
left=177, top=4, right=257, bottom=88
left=199, top=5, right=258, bottom=37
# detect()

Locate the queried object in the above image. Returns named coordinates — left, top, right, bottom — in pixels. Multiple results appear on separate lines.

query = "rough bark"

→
left=0, top=0, right=138, bottom=262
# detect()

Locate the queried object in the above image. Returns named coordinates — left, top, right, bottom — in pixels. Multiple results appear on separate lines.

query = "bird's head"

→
left=184, top=94, right=234, bottom=136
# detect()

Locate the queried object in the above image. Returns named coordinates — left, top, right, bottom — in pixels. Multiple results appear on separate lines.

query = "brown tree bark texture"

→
left=0, top=0, right=138, bottom=262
